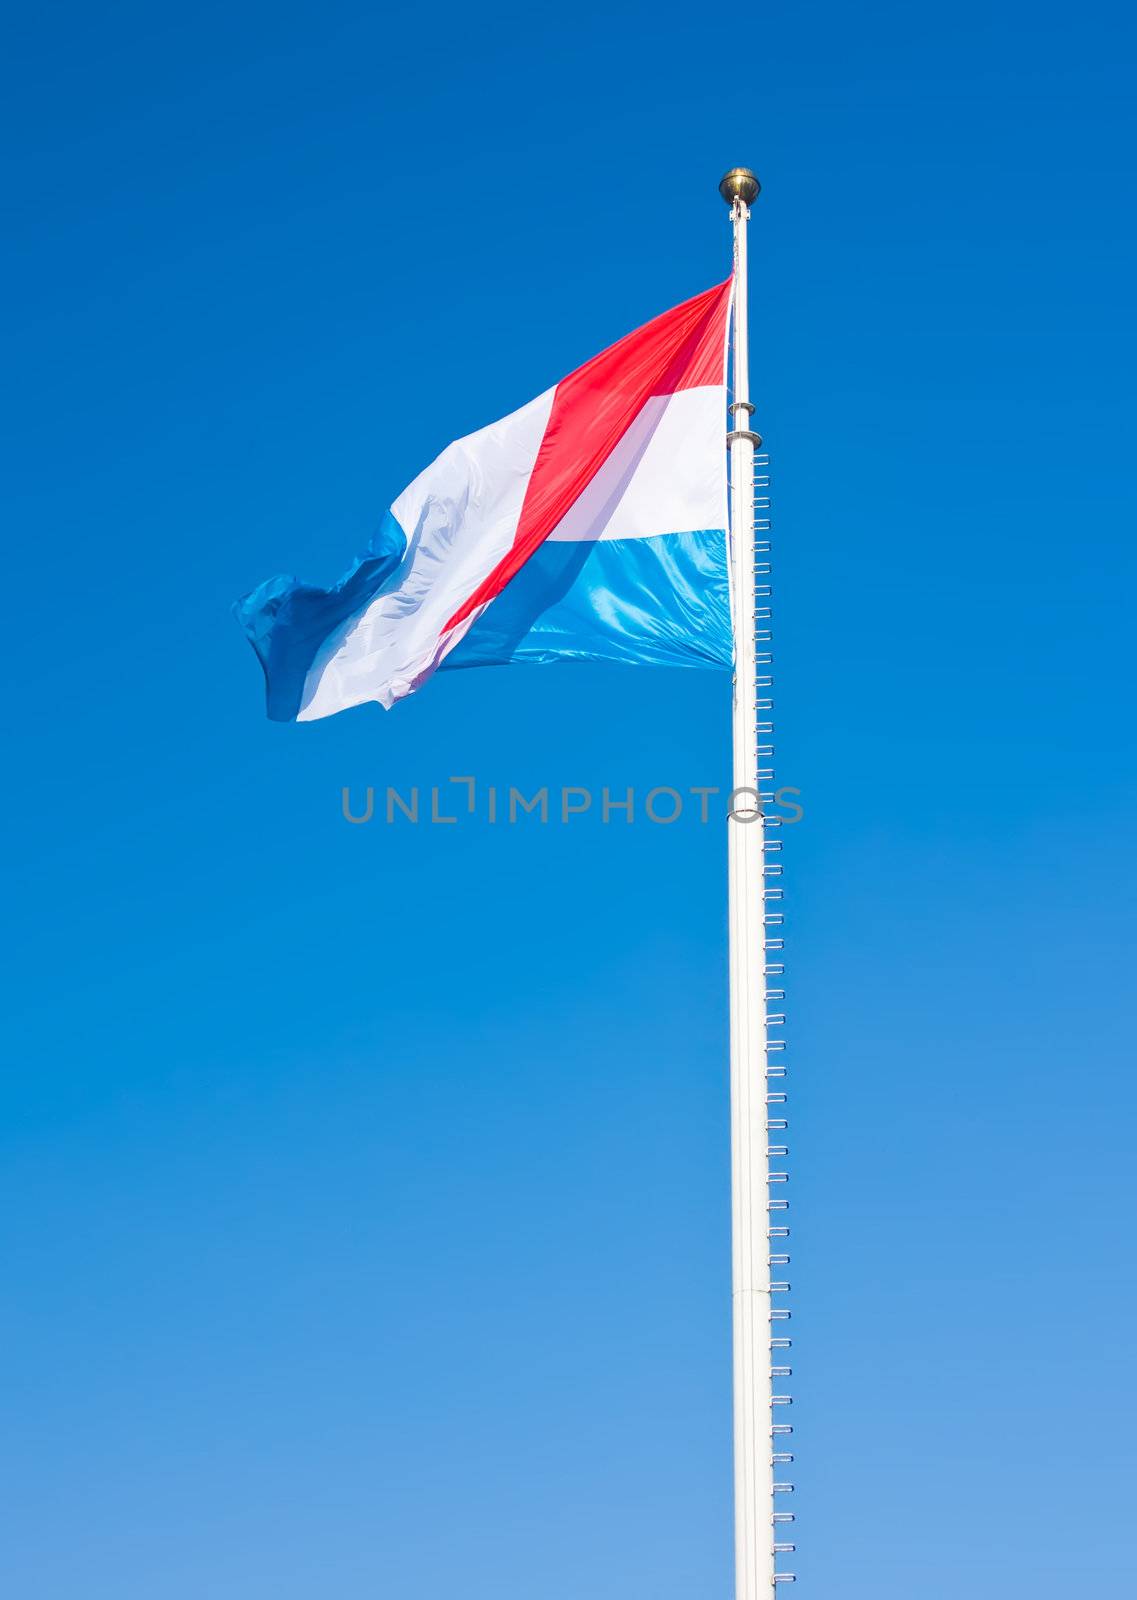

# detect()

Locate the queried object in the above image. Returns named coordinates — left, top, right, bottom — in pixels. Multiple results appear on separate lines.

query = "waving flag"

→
left=236, top=278, right=734, bottom=720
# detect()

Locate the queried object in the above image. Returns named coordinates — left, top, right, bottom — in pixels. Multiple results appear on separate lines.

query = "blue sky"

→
left=3, top=1, right=1136, bottom=1595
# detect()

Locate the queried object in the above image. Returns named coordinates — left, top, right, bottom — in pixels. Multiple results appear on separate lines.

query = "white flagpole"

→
left=721, top=167, right=781, bottom=1598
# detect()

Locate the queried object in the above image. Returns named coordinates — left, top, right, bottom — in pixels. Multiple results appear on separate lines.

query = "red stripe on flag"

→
left=443, top=278, right=732, bottom=636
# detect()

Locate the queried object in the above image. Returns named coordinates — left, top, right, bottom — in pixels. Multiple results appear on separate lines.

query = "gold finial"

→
left=718, top=167, right=761, bottom=207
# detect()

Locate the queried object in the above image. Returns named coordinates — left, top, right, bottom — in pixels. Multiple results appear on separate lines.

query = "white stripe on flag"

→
left=298, top=387, right=555, bottom=719
left=546, top=386, right=726, bottom=543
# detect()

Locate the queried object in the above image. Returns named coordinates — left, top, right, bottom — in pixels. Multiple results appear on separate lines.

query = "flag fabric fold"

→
left=236, top=278, right=734, bottom=721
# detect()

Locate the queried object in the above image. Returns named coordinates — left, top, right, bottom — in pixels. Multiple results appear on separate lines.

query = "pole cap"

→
left=719, top=167, right=761, bottom=207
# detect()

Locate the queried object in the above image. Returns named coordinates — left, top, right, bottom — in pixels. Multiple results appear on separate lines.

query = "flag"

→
left=235, top=278, right=734, bottom=721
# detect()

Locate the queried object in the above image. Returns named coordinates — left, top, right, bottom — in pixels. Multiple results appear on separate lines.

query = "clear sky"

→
left=4, top=2, right=1136, bottom=1595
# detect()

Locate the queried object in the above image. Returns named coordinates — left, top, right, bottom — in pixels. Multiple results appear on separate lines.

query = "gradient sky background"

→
left=4, top=2, right=1136, bottom=1595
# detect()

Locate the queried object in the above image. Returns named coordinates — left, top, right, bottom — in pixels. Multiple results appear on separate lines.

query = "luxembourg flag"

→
left=236, top=278, right=735, bottom=720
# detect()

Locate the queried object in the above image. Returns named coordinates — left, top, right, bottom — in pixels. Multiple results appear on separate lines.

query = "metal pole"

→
left=720, top=166, right=775, bottom=1599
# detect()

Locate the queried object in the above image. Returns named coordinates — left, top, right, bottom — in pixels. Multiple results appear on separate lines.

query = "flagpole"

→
left=721, top=166, right=781, bottom=1597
